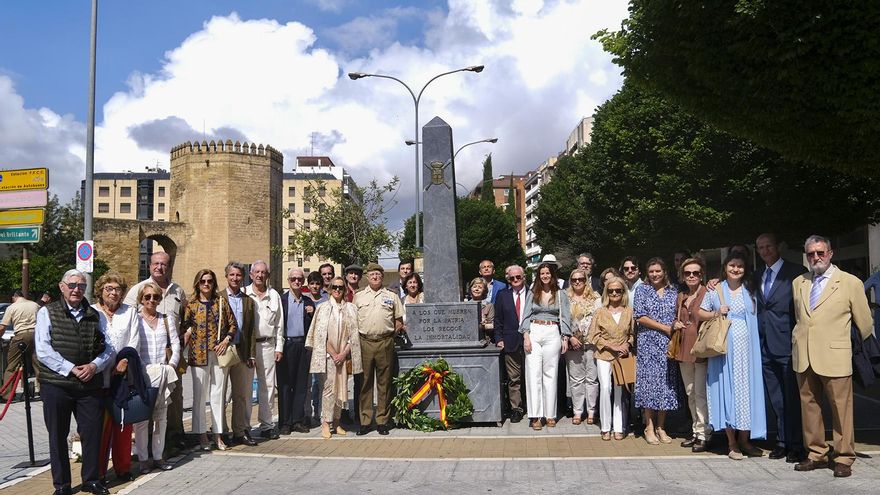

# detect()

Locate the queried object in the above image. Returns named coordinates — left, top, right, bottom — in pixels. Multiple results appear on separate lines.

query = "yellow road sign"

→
left=0, top=208, right=44, bottom=226
left=0, top=168, right=49, bottom=192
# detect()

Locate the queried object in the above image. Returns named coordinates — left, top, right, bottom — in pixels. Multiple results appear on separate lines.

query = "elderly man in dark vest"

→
left=35, top=269, right=115, bottom=495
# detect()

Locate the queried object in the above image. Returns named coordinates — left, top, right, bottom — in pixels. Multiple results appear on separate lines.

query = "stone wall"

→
left=94, top=218, right=187, bottom=287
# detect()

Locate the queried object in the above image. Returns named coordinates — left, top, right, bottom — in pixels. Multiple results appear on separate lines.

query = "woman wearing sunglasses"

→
left=520, top=262, right=571, bottom=430
left=133, top=282, right=179, bottom=472
left=305, top=277, right=362, bottom=438
left=588, top=276, right=634, bottom=440
left=564, top=268, right=602, bottom=426
left=181, top=269, right=238, bottom=451
left=93, top=271, right=140, bottom=483
left=672, top=258, right=711, bottom=452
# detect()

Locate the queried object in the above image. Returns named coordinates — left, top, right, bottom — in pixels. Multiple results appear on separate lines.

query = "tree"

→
left=505, top=176, right=516, bottom=221
left=284, top=177, right=400, bottom=267
left=534, top=82, right=880, bottom=265
left=0, top=192, right=109, bottom=297
left=400, top=197, right=525, bottom=284
left=480, top=153, right=494, bottom=202
left=595, top=1, right=880, bottom=176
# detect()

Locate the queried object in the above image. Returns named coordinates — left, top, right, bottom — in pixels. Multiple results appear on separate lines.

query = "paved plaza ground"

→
left=3, top=373, right=880, bottom=494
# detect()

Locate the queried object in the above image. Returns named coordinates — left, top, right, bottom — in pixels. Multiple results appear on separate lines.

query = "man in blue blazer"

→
left=278, top=268, right=316, bottom=434
left=479, top=259, right=508, bottom=304
left=755, top=233, right=808, bottom=462
left=493, top=265, right=528, bottom=423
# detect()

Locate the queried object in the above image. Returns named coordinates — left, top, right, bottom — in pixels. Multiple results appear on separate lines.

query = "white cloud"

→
left=1, top=1, right=630, bottom=229
left=305, top=0, right=348, bottom=13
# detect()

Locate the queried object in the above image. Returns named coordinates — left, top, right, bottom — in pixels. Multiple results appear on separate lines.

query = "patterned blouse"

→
left=181, top=297, right=238, bottom=367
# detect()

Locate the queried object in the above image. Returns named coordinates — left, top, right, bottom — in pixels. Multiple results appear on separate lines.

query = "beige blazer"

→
left=791, top=266, right=873, bottom=377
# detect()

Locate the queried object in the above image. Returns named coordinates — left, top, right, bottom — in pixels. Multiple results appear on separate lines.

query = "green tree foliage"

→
left=506, top=176, right=516, bottom=220
left=595, top=1, right=880, bottom=176
left=400, top=197, right=525, bottom=284
left=480, top=153, right=494, bottom=202
left=284, top=178, right=399, bottom=267
left=534, top=83, right=880, bottom=264
left=398, top=212, right=423, bottom=262
left=0, top=192, right=109, bottom=298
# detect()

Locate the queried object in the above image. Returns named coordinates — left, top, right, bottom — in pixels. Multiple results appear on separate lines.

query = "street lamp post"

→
left=348, top=65, right=484, bottom=249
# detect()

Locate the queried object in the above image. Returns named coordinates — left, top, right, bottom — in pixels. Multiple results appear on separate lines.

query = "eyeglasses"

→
left=806, top=250, right=827, bottom=259
left=288, top=277, right=304, bottom=282
left=578, top=261, right=593, bottom=266
left=570, top=277, right=586, bottom=283
left=683, top=270, right=702, bottom=277
left=199, top=279, right=214, bottom=285
left=507, top=275, right=523, bottom=281
left=607, top=288, right=624, bottom=295
left=330, top=285, right=345, bottom=291
left=65, top=282, right=87, bottom=291
left=103, top=286, right=122, bottom=293
left=622, top=266, right=638, bottom=272
left=142, top=294, right=162, bottom=301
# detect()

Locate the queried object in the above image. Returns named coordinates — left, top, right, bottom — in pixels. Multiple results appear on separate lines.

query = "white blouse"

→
left=93, top=303, right=140, bottom=387
left=138, top=312, right=180, bottom=368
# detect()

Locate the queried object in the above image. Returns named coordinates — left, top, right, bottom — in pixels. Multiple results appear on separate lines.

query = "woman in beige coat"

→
left=306, top=277, right=363, bottom=438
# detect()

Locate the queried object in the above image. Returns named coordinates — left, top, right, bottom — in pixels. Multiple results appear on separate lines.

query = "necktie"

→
left=515, top=291, right=521, bottom=321
left=809, top=275, right=825, bottom=310
left=763, top=267, right=773, bottom=296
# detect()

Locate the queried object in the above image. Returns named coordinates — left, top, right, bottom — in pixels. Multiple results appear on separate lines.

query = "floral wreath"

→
left=392, top=358, right=474, bottom=432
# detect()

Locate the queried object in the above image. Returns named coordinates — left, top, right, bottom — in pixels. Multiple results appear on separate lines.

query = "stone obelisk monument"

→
left=398, top=116, right=503, bottom=423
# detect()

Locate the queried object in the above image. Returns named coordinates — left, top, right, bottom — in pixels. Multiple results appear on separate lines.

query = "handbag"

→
left=215, top=296, right=241, bottom=369
left=667, top=293, right=685, bottom=359
left=691, top=289, right=732, bottom=358
left=611, top=354, right=636, bottom=392
left=108, top=386, right=160, bottom=425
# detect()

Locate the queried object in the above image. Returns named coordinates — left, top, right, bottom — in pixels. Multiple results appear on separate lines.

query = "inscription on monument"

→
left=406, top=302, right=480, bottom=347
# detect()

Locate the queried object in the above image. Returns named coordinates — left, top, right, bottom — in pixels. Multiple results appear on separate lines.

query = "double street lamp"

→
left=406, top=138, right=499, bottom=196
left=348, top=65, right=485, bottom=249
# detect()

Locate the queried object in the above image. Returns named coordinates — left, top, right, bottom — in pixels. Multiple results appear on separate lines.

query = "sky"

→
left=0, top=0, right=628, bottom=236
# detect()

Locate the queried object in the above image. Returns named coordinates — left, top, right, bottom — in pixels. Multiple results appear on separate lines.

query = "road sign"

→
left=0, top=168, right=49, bottom=192
left=0, top=190, right=48, bottom=209
left=0, top=226, right=41, bottom=243
left=0, top=208, right=44, bottom=226
left=76, top=240, right=94, bottom=273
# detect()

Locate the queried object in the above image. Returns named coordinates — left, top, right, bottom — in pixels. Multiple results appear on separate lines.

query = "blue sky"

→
left=0, top=0, right=628, bottom=232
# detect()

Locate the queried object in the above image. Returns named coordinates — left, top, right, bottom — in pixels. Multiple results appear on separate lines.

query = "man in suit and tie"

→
left=791, top=235, right=873, bottom=478
left=754, top=233, right=808, bottom=462
left=493, top=265, right=528, bottom=423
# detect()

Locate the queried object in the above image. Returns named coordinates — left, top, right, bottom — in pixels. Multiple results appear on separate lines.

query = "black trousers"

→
left=763, top=352, right=803, bottom=450
left=277, top=337, right=310, bottom=427
left=41, top=382, right=103, bottom=489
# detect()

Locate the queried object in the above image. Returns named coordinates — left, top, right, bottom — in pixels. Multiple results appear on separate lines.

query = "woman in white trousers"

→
left=521, top=262, right=571, bottom=430
left=564, top=269, right=602, bottom=425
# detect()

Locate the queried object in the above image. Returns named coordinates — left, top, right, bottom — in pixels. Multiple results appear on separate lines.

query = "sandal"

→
left=601, top=431, right=611, bottom=441
left=644, top=430, right=660, bottom=445
left=655, top=428, right=673, bottom=444
left=531, top=419, right=543, bottom=431
left=613, top=432, right=626, bottom=441
left=572, top=417, right=582, bottom=425
left=586, top=416, right=595, bottom=425
left=546, top=418, right=557, bottom=427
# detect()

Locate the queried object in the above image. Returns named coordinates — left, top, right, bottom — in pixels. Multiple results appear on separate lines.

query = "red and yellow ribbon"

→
left=407, top=366, right=451, bottom=427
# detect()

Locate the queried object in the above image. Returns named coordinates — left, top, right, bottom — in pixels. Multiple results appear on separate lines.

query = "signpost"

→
left=76, top=240, right=94, bottom=273
left=0, top=190, right=48, bottom=209
left=0, top=208, right=45, bottom=226
left=0, top=226, right=41, bottom=243
left=0, top=168, right=49, bottom=192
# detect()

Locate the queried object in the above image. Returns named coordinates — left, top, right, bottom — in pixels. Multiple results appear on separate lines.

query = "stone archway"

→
left=94, top=218, right=187, bottom=287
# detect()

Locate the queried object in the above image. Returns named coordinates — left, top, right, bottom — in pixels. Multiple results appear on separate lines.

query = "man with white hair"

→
left=36, top=269, right=115, bottom=495
left=245, top=260, right=284, bottom=439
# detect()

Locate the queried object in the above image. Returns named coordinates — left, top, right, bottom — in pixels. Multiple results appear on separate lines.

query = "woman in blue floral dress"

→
left=699, top=253, right=766, bottom=460
left=633, top=257, right=680, bottom=445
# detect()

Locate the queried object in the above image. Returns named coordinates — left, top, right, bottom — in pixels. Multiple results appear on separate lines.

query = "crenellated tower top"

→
left=170, top=139, right=283, bottom=164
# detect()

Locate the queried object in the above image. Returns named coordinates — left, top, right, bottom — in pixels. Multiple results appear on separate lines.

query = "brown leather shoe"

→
left=546, top=418, right=557, bottom=427
left=794, top=459, right=829, bottom=472
left=833, top=463, right=852, bottom=478
left=531, top=419, right=543, bottom=431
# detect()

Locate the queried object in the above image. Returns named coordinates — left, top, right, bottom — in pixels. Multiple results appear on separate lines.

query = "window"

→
left=158, top=186, right=166, bottom=197
left=303, top=219, right=311, bottom=230
left=98, top=186, right=110, bottom=197
left=318, top=204, right=326, bottom=213
left=304, top=255, right=311, bottom=262
left=120, top=186, right=132, bottom=197
left=318, top=186, right=326, bottom=197
left=120, top=203, right=131, bottom=214
left=158, top=203, right=165, bottom=214
left=288, top=203, right=295, bottom=213
left=98, top=203, right=109, bottom=213
left=303, top=203, right=311, bottom=214
left=288, top=219, right=296, bottom=229
left=288, top=186, right=296, bottom=197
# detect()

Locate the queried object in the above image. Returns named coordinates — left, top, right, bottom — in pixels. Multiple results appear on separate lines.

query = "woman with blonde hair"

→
left=305, top=277, right=362, bottom=438
left=565, top=268, right=602, bottom=425
left=468, top=277, right=495, bottom=341
left=181, top=269, right=238, bottom=451
left=93, top=271, right=139, bottom=482
left=133, top=281, right=179, bottom=472
left=520, top=262, right=571, bottom=430
left=589, top=276, right=635, bottom=440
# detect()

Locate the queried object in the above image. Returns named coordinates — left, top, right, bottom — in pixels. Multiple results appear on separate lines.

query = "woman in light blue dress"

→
left=699, top=253, right=766, bottom=460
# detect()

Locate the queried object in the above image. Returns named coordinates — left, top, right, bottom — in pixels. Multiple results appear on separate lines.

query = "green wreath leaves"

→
left=392, top=358, right=474, bottom=432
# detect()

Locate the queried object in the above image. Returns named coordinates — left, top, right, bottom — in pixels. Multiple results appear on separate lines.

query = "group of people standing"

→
left=20, top=231, right=876, bottom=494
left=486, top=234, right=873, bottom=478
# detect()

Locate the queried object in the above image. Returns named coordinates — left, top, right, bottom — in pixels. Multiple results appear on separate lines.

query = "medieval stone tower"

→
left=169, top=140, right=284, bottom=289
